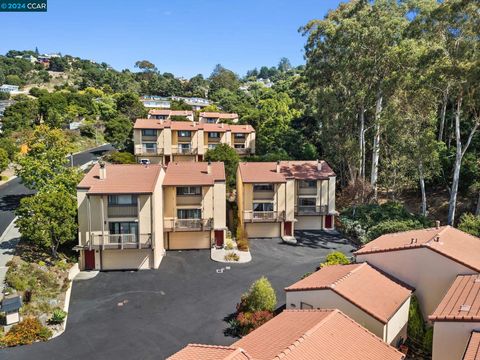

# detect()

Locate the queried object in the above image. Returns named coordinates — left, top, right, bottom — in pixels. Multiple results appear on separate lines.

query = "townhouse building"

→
left=236, top=160, right=336, bottom=239
left=169, top=309, right=405, bottom=360
left=76, top=163, right=165, bottom=271
left=355, top=225, right=480, bottom=318
left=199, top=112, right=239, bottom=123
left=430, top=274, right=480, bottom=360
left=163, top=161, right=227, bottom=250
left=133, top=119, right=255, bottom=164
left=285, top=263, right=412, bottom=345
left=76, top=161, right=226, bottom=270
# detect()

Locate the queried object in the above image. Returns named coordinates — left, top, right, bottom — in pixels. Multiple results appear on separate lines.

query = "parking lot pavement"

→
left=1, top=231, right=355, bottom=360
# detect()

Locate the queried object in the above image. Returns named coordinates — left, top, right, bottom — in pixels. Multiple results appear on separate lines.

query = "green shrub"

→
left=236, top=226, right=249, bottom=251
left=408, top=296, right=425, bottom=341
left=320, top=251, right=350, bottom=268
left=104, top=151, right=136, bottom=164
left=241, top=277, right=277, bottom=313
left=367, top=220, right=425, bottom=241
left=423, top=326, right=433, bottom=354
left=224, top=252, right=239, bottom=262
left=0, top=317, right=51, bottom=347
left=458, top=213, right=480, bottom=237
left=49, top=308, right=67, bottom=324
left=340, top=202, right=432, bottom=244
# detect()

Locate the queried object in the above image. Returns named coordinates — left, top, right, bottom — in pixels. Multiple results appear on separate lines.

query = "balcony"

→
left=253, top=190, right=275, bottom=200
left=141, top=135, right=157, bottom=142
left=89, top=233, right=152, bottom=250
left=134, top=145, right=163, bottom=156
left=235, top=147, right=250, bottom=155
left=243, top=210, right=285, bottom=222
left=176, top=195, right=202, bottom=206
left=107, top=205, right=138, bottom=217
left=171, top=146, right=197, bottom=155
left=295, top=205, right=328, bottom=215
left=164, top=218, right=212, bottom=231
left=234, top=136, right=246, bottom=143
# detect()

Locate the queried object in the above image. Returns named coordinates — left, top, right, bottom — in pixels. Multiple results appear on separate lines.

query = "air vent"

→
left=459, top=304, right=471, bottom=312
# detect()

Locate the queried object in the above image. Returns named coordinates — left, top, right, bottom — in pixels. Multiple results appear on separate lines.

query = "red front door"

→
left=84, top=250, right=95, bottom=270
left=325, top=215, right=333, bottom=229
left=198, top=155, right=203, bottom=161
left=284, top=222, right=292, bottom=236
left=215, top=230, right=224, bottom=248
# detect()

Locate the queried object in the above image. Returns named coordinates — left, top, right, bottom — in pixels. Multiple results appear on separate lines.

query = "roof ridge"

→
left=273, top=309, right=339, bottom=359
left=187, top=343, right=238, bottom=350
left=329, top=263, right=364, bottom=289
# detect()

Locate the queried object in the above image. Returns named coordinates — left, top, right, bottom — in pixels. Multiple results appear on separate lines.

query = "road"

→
left=0, top=144, right=113, bottom=237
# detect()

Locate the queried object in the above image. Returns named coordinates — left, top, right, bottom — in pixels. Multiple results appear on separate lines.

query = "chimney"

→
left=435, top=220, right=440, bottom=229
left=99, top=161, right=106, bottom=180
left=207, top=161, right=212, bottom=175
left=317, top=159, right=322, bottom=171
left=276, top=160, right=280, bottom=173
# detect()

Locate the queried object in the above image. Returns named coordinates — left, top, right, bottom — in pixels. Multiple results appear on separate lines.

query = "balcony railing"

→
left=107, top=205, right=138, bottom=217
left=295, top=205, right=328, bottom=215
left=233, top=136, right=246, bottom=143
left=134, top=145, right=163, bottom=156
left=164, top=218, right=212, bottom=231
left=234, top=147, right=250, bottom=155
left=243, top=210, right=285, bottom=222
left=171, top=146, right=197, bottom=155
left=89, top=233, right=152, bottom=250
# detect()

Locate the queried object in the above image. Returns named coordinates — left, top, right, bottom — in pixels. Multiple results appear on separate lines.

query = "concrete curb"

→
left=51, top=263, right=80, bottom=339
left=0, top=217, right=18, bottom=244
left=0, top=175, right=18, bottom=188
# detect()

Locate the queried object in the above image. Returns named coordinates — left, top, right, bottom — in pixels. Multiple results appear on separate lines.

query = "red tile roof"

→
left=163, top=162, right=225, bottom=186
left=168, top=344, right=251, bottom=360
left=355, top=226, right=480, bottom=272
left=429, top=274, right=480, bottom=322
left=77, top=163, right=162, bottom=194
left=134, top=119, right=255, bottom=133
left=233, top=309, right=405, bottom=360
left=200, top=112, right=238, bottom=119
left=238, top=160, right=335, bottom=183
left=149, top=109, right=193, bottom=117
left=285, top=263, right=412, bottom=323
left=463, top=331, right=480, bottom=360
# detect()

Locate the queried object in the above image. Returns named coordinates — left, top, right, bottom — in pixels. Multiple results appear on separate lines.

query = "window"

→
left=177, top=208, right=201, bottom=219
left=253, top=202, right=274, bottom=212
left=178, top=130, right=191, bottom=138
left=142, top=143, right=156, bottom=152
left=208, top=132, right=220, bottom=138
left=299, top=180, right=317, bottom=188
left=142, top=129, right=156, bottom=137
left=253, top=184, right=274, bottom=192
left=234, top=144, right=245, bottom=149
left=208, top=144, right=217, bottom=150
left=109, top=222, right=138, bottom=235
left=299, top=197, right=316, bottom=206
left=179, top=143, right=191, bottom=150
left=234, top=133, right=246, bottom=139
left=176, top=186, right=201, bottom=196
left=206, top=118, right=216, bottom=124
left=108, top=195, right=137, bottom=206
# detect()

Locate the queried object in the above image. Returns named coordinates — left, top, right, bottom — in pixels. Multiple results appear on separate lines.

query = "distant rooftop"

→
left=163, top=162, right=225, bottom=186
left=463, top=331, right=480, bottom=360
left=133, top=119, right=254, bottom=133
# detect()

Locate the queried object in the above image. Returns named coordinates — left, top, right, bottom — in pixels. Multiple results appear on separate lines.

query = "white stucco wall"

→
left=432, top=321, right=480, bottom=360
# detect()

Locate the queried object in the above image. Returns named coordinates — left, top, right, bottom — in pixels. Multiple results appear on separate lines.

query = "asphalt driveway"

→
left=1, top=231, right=355, bottom=360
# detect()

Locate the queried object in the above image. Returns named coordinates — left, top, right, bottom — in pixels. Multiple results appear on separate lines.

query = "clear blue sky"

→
left=1, top=0, right=342, bottom=78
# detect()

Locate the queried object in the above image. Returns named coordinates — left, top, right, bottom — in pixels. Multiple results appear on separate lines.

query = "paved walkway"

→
left=0, top=221, right=20, bottom=296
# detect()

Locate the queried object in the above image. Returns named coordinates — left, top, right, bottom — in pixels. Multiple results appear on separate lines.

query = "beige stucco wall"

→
left=102, top=249, right=152, bottom=270
left=356, top=248, right=477, bottom=317
left=167, top=231, right=211, bottom=250
left=432, top=321, right=480, bottom=360
left=295, top=215, right=324, bottom=230
left=286, top=289, right=387, bottom=342
left=213, top=181, right=226, bottom=229
left=328, top=176, right=336, bottom=213
left=152, top=168, right=165, bottom=268
left=386, top=297, right=411, bottom=344
left=285, top=179, right=295, bottom=221
left=246, top=223, right=281, bottom=238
